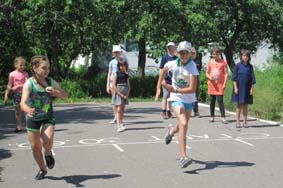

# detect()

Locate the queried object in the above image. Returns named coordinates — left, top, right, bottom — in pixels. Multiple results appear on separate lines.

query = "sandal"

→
left=243, top=123, right=248, bottom=128
left=236, top=123, right=242, bottom=128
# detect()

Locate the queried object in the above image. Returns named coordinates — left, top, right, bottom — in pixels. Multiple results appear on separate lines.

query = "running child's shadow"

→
left=184, top=159, right=254, bottom=174
left=46, top=174, right=121, bottom=187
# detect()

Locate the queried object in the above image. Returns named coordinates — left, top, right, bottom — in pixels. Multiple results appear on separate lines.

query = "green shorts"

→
left=26, top=118, right=56, bottom=132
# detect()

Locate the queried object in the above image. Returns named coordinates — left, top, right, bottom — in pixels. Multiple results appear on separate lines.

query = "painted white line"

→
left=8, top=136, right=283, bottom=151
left=151, top=136, right=161, bottom=141
left=186, top=145, right=191, bottom=149
left=113, top=144, right=124, bottom=152
left=234, top=138, right=254, bottom=146
left=221, top=134, right=233, bottom=138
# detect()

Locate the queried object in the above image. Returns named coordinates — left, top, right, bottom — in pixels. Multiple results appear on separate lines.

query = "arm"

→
left=154, top=68, right=167, bottom=101
left=222, top=64, right=228, bottom=89
left=125, top=77, right=131, bottom=99
left=4, top=74, right=13, bottom=104
left=232, top=64, right=238, bottom=94
left=106, top=66, right=112, bottom=94
left=20, top=81, right=35, bottom=117
left=46, top=81, right=68, bottom=100
left=205, top=61, right=212, bottom=80
left=250, top=65, right=256, bottom=95
left=111, top=74, right=124, bottom=98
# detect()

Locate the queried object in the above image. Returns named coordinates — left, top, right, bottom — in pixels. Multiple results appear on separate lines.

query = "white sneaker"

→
left=110, top=118, right=116, bottom=124
left=120, top=124, right=126, bottom=131
left=117, top=127, right=123, bottom=132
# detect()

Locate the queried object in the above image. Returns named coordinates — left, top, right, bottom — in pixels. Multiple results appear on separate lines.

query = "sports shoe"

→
left=120, top=124, right=126, bottom=131
left=180, top=157, right=193, bottom=168
left=161, top=112, right=168, bottom=119
left=117, top=127, right=123, bottom=132
left=167, top=111, right=172, bottom=118
left=34, top=169, right=47, bottom=180
left=110, top=118, right=116, bottom=124
left=165, top=130, right=173, bottom=145
left=194, top=112, right=200, bottom=118
left=45, top=154, right=55, bottom=169
left=222, top=119, right=229, bottom=124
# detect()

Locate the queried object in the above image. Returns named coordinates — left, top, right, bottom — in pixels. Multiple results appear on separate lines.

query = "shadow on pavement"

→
left=46, top=174, right=121, bottom=187
left=0, top=149, right=12, bottom=182
left=125, top=126, right=164, bottom=131
left=184, top=159, right=254, bottom=174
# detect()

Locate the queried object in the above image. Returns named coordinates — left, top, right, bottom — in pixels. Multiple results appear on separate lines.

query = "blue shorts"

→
left=170, top=101, right=193, bottom=110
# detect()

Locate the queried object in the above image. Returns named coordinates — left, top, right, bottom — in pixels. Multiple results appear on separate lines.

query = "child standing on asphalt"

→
left=111, top=57, right=131, bottom=132
left=155, top=41, right=199, bottom=168
left=20, top=55, right=68, bottom=180
left=106, top=45, right=123, bottom=124
left=4, top=57, right=29, bottom=132
left=231, top=50, right=256, bottom=128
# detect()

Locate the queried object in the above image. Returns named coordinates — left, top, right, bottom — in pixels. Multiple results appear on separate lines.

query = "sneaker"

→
left=167, top=111, right=172, bottom=118
left=222, top=119, right=229, bottom=124
left=194, top=112, right=200, bottom=118
left=161, top=112, right=168, bottom=119
left=120, top=124, right=126, bottom=131
left=180, top=157, right=193, bottom=168
left=34, top=169, right=47, bottom=180
left=165, top=130, right=173, bottom=145
left=117, top=127, right=123, bottom=132
left=110, top=118, right=116, bottom=124
left=45, top=154, right=55, bottom=169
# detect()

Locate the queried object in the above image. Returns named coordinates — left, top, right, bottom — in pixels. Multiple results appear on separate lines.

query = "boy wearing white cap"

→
left=158, top=42, right=177, bottom=119
left=107, top=45, right=122, bottom=124
left=155, top=41, right=199, bottom=168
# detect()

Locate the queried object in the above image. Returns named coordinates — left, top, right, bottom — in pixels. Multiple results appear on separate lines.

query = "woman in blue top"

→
left=21, top=56, right=68, bottom=180
left=231, top=50, right=256, bottom=128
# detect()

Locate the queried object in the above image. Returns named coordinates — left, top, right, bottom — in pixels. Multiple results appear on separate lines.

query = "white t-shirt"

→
left=165, top=59, right=199, bottom=103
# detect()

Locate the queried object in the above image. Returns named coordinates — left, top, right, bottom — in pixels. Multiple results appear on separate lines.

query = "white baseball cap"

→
left=177, top=41, right=192, bottom=52
left=112, top=45, right=122, bottom=52
left=166, top=42, right=176, bottom=47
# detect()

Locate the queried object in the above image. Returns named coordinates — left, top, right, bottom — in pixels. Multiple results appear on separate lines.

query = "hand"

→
left=234, top=88, right=238, bottom=95
left=154, top=88, right=161, bottom=101
left=162, top=82, right=174, bottom=92
left=249, top=89, right=253, bottom=95
left=106, top=87, right=111, bottom=94
left=27, top=108, right=35, bottom=117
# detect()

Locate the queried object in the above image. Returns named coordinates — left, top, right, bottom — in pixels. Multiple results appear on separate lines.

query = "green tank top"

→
left=27, top=77, right=54, bottom=121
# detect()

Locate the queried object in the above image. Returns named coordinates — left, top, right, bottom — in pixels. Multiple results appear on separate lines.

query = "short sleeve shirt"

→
left=206, top=59, right=227, bottom=95
left=165, top=59, right=199, bottom=103
left=10, top=70, right=29, bottom=93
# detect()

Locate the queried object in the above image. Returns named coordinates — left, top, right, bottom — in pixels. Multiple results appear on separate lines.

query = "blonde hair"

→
left=14, top=57, right=26, bottom=66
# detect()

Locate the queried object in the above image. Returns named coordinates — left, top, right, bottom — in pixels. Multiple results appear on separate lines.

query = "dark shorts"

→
left=12, top=92, right=22, bottom=106
left=26, top=118, right=56, bottom=132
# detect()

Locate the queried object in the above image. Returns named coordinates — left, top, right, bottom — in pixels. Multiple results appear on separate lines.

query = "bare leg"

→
left=15, top=105, right=22, bottom=129
left=28, top=131, right=47, bottom=171
left=41, top=124, right=54, bottom=155
left=116, top=105, right=122, bottom=127
left=172, top=106, right=191, bottom=158
left=236, top=104, right=243, bottom=125
left=243, top=104, right=248, bottom=127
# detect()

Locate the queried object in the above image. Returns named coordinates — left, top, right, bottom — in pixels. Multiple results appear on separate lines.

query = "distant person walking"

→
left=231, top=50, right=256, bottom=128
left=20, top=56, right=68, bottom=180
left=191, top=47, right=201, bottom=117
left=106, top=45, right=122, bottom=124
left=111, top=57, right=131, bottom=132
left=206, top=48, right=229, bottom=124
left=155, top=41, right=199, bottom=168
left=4, top=57, right=29, bottom=132
left=157, top=42, right=177, bottom=119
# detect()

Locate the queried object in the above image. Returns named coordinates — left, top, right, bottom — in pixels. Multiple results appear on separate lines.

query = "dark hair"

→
left=240, top=49, right=251, bottom=64
left=30, top=55, right=50, bottom=88
left=117, top=57, right=128, bottom=72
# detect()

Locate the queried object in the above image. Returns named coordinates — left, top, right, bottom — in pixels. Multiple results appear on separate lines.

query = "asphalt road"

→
left=0, top=102, right=283, bottom=188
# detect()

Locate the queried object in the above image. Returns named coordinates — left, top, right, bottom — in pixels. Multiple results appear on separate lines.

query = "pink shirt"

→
left=10, top=70, right=29, bottom=93
left=207, top=59, right=227, bottom=95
